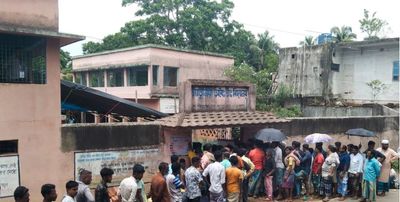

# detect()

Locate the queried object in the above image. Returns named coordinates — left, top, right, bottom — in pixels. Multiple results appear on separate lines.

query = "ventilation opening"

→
left=291, top=54, right=296, bottom=59
left=0, top=140, right=18, bottom=155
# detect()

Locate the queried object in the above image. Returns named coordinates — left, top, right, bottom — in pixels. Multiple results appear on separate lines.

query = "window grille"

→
left=164, top=66, right=178, bottom=86
left=89, top=70, right=104, bottom=87
left=393, top=61, right=399, bottom=81
left=107, top=69, right=124, bottom=87
left=128, top=66, right=148, bottom=86
left=75, top=72, right=87, bottom=86
left=152, top=65, right=159, bottom=86
left=0, top=140, right=18, bottom=155
left=0, top=33, right=46, bottom=84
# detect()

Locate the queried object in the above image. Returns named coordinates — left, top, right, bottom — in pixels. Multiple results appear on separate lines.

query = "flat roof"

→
left=0, top=23, right=85, bottom=46
left=280, top=37, right=399, bottom=50
left=73, top=44, right=235, bottom=59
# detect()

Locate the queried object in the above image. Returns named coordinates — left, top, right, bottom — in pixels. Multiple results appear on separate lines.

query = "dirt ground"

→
left=248, top=189, right=400, bottom=202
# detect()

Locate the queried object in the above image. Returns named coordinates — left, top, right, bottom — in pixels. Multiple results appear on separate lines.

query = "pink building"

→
left=0, top=0, right=83, bottom=201
left=72, top=45, right=234, bottom=114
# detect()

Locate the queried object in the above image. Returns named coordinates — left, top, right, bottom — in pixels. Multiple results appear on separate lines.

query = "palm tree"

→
left=258, top=31, right=280, bottom=53
left=330, top=26, right=357, bottom=42
left=299, top=36, right=315, bottom=46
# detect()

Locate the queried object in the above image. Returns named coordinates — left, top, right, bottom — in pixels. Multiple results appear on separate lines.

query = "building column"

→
left=122, top=116, right=130, bottom=122
left=86, top=72, right=90, bottom=86
left=94, top=114, right=101, bottom=123
left=80, top=112, right=86, bottom=123
left=124, top=68, right=128, bottom=86
left=159, top=65, right=164, bottom=89
left=104, top=70, right=108, bottom=87
left=108, top=115, right=114, bottom=123
left=148, top=65, right=153, bottom=86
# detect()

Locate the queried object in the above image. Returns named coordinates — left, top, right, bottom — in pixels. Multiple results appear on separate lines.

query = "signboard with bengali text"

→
left=191, top=86, right=249, bottom=112
left=74, top=148, right=161, bottom=188
left=169, top=135, right=191, bottom=155
left=0, top=155, right=20, bottom=198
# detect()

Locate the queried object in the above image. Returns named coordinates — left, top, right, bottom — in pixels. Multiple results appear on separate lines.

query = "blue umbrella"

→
left=254, top=128, right=287, bottom=142
left=345, top=128, right=375, bottom=137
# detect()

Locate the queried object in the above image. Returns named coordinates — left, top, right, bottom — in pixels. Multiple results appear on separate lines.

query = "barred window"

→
left=0, top=33, right=46, bottom=84
left=74, top=72, right=87, bottom=86
left=128, top=66, right=148, bottom=86
left=0, top=140, right=18, bottom=155
left=107, top=69, right=124, bottom=87
left=89, top=70, right=104, bottom=87
left=164, top=66, right=178, bottom=87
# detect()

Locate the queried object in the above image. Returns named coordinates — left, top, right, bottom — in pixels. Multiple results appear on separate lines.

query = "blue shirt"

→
left=221, top=159, right=232, bottom=169
left=363, top=158, right=381, bottom=182
left=301, top=150, right=313, bottom=172
left=337, top=152, right=350, bottom=172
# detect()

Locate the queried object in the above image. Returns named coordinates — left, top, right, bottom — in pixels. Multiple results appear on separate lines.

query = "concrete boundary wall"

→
left=61, top=123, right=161, bottom=152
left=243, top=115, right=399, bottom=148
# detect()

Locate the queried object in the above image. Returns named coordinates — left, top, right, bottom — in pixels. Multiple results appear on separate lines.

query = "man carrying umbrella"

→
left=376, top=140, right=399, bottom=196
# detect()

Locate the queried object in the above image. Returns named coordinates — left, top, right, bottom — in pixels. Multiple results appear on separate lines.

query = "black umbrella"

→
left=254, top=128, right=287, bottom=142
left=345, top=128, right=376, bottom=137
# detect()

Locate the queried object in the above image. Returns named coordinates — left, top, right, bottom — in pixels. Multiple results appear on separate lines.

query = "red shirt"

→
left=312, top=153, right=324, bottom=174
left=248, top=148, right=265, bottom=170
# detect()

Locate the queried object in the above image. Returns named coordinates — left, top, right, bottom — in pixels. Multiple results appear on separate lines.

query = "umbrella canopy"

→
left=345, top=128, right=376, bottom=137
left=254, top=128, right=287, bottom=142
left=304, top=133, right=333, bottom=144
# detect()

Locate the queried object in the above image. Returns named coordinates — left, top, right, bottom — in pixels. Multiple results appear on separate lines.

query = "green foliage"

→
left=246, top=31, right=279, bottom=71
left=392, top=159, right=400, bottom=173
left=84, top=0, right=254, bottom=65
left=299, top=36, right=315, bottom=46
left=366, top=79, right=387, bottom=100
left=330, top=26, right=357, bottom=42
left=359, top=9, right=388, bottom=40
left=60, top=50, right=73, bottom=81
left=273, top=106, right=302, bottom=118
left=224, top=64, right=301, bottom=117
left=60, top=50, right=72, bottom=72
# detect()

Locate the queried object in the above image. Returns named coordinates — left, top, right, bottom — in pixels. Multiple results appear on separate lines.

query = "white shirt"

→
left=349, top=153, right=364, bottom=174
left=322, top=152, right=339, bottom=177
left=118, top=176, right=138, bottom=202
left=203, top=162, right=225, bottom=193
left=274, top=147, right=284, bottom=169
left=62, top=195, right=76, bottom=202
left=76, top=181, right=94, bottom=202
left=166, top=174, right=182, bottom=202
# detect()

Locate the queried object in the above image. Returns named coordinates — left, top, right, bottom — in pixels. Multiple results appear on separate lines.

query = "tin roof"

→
left=61, top=80, right=167, bottom=119
left=158, top=111, right=290, bottom=128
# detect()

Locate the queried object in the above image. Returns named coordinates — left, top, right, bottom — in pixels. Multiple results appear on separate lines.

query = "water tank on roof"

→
left=316, top=33, right=333, bottom=44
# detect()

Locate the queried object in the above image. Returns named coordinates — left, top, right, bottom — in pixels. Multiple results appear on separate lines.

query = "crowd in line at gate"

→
left=11, top=139, right=399, bottom=202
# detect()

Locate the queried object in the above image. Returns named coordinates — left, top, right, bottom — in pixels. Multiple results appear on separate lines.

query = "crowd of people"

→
left=12, top=140, right=399, bottom=202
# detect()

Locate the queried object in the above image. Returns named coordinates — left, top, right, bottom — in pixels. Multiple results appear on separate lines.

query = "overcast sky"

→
left=59, top=0, right=400, bottom=56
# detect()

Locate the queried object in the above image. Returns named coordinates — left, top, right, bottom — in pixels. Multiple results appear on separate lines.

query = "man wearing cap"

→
left=76, top=169, right=95, bottom=202
left=376, top=139, right=399, bottom=196
left=14, top=186, right=30, bottom=202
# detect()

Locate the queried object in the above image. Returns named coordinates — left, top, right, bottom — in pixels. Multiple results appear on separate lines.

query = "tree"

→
left=366, top=80, right=387, bottom=100
left=84, top=0, right=255, bottom=65
left=60, top=50, right=73, bottom=81
left=299, top=36, right=315, bottom=46
left=359, top=9, right=388, bottom=40
left=224, top=63, right=272, bottom=108
left=224, top=64, right=301, bottom=117
left=246, top=31, right=279, bottom=72
left=330, top=26, right=357, bottom=42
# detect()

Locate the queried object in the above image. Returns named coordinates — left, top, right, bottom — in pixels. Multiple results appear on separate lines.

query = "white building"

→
left=277, top=38, right=399, bottom=104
